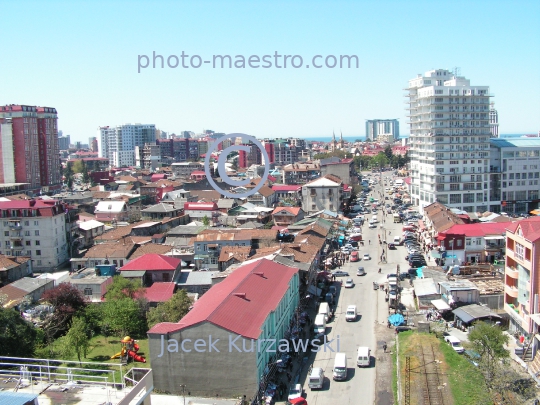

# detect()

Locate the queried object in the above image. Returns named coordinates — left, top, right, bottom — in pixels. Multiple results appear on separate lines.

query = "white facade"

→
left=407, top=69, right=492, bottom=213
left=365, top=119, right=399, bottom=142
left=0, top=214, right=69, bottom=272
left=302, top=177, right=342, bottom=214
left=98, top=124, right=156, bottom=168
left=489, top=138, right=540, bottom=214
left=489, top=103, right=499, bottom=138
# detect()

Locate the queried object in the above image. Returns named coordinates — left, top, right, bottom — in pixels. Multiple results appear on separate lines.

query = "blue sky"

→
left=1, top=0, right=539, bottom=142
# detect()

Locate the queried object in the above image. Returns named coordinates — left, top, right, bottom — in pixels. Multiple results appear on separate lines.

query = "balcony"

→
left=505, top=284, right=519, bottom=298
left=8, top=221, right=22, bottom=230
left=484, top=244, right=502, bottom=251
left=506, top=266, right=519, bottom=279
left=10, top=244, right=24, bottom=250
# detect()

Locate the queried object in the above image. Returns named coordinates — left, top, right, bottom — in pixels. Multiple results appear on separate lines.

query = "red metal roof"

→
left=272, top=185, right=301, bottom=192
left=442, top=222, right=514, bottom=238
left=506, top=217, right=540, bottom=242
left=120, top=254, right=180, bottom=271
left=272, top=206, right=301, bottom=215
left=191, top=171, right=206, bottom=176
left=147, top=259, right=298, bottom=338
left=143, top=282, right=176, bottom=302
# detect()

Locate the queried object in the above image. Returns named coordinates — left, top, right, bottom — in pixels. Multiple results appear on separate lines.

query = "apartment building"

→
left=0, top=104, right=62, bottom=191
left=0, top=199, right=69, bottom=272
left=366, top=119, right=400, bottom=142
left=98, top=123, right=156, bottom=167
left=504, top=217, right=540, bottom=336
left=282, top=162, right=321, bottom=185
left=135, top=143, right=161, bottom=170
left=406, top=70, right=492, bottom=213
left=301, top=174, right=343, bottom=214
left=489, top=138, right=540, bottom=214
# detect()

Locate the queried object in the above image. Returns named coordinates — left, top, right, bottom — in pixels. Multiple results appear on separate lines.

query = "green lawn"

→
left=35, top=335, right=150, bottom=382
left=438, top=339, right=491, bottom=405
left=397, top=331, right=491, bottom=405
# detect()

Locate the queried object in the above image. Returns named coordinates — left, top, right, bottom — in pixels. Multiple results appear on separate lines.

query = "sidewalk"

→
left=151, top=394, right=238, bottom=405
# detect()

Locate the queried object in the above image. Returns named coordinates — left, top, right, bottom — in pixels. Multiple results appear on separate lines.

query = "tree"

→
left=468, top=322, right=509, bottom=389
left=384, top=145, right=393, bottom=160
left=102, top=298, right=147, bottom=338
left=202, top=215, right=210, bottom=226
left=82, top=161, right=90, bottom=184
left=0, top=307, right=38, bottom=357
left=147, top=290, right=192, bottom=328
left=105, top=276, right=145, bottom=301
left=372, top=152, right=389, bottom=168
left=41, top=284, right=87, bottom=341
left=72, top=160, right=84, bottom=174
left=62, top=317, right=90, bottom=365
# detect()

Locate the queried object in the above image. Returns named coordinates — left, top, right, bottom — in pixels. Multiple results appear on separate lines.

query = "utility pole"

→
left=180, top=384, right=186, bottom=405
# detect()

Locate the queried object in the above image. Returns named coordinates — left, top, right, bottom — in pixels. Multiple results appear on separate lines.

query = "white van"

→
left=314, top=314, right=326, bottom=334
left=332, top=352, right=347, bottom=380
left=318, top=302, right=330, bottom=322
left=345, top=305, right=357, bottom=322
left=393, top=236, right=401, bottom=244
left=307, top=367, right=325, bottom=389
left=357, top=347, right=371, bottom=367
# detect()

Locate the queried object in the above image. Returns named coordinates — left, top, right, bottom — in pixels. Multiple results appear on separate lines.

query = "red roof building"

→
left=146, top=258, right=300, bottom=396
left=143, top=282, right=176, bottom=304
left=184, top=202, right=218, bottom=211
left=120, top=254, right=181, bottom=285
left=504, top=217, right=540, bottom=335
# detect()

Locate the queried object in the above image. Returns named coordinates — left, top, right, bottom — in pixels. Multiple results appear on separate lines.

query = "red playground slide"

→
left=127, top=350, right=146, bottom=363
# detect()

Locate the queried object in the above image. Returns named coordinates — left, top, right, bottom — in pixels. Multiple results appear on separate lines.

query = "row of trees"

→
left=0, top=277, right=193, bottom=365
left=63, top=160, right=97, bottom=188
left=313, top=146, right=410, bottom=171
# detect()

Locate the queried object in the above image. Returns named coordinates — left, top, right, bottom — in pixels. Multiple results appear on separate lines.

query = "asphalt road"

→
left=304, top=172, right=412, bottom=405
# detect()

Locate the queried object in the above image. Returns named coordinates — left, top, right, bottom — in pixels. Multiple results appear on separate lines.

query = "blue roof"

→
left=490, top=138, right=540, bottom=148
left=0, top=392, right=39, bottom=405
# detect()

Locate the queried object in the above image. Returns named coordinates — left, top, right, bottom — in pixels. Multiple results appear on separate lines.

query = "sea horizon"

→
left=300, top=133, right=534, bottom=143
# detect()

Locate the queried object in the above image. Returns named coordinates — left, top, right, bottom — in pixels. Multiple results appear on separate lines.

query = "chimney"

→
left=233, top=293, right=246, bottom=299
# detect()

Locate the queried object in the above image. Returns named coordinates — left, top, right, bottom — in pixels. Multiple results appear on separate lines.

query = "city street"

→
left=303, top=172, right=413, bottom=405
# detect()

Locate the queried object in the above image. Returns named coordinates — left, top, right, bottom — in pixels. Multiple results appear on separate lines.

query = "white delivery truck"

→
left=313, top=314, right=326, bottom=334
left=357, top=347, right=371, bottom=367
left=318, top=302, right=330, bottom=322
left=333, top=352, right=347, bottom=381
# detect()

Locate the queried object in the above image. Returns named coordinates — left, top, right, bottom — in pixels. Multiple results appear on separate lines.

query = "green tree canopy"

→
left=41, top=284, right=87, bottom=339
left=62, top=317, right=90, bottom=365
left=147, top=290, right=193, bottom=329
left=0, top=307, right=38, bottom=357
left=105, top=276, right=145, bottom=301
left=102, top=298, right=147, bottom=338
left=202, top=215, right=210, bottom=226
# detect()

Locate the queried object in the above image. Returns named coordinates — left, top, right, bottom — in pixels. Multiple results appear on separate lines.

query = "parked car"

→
left=357, top=267, right=366, bottom=276
left=350, top=251, right=359, bottom=262
left=444, top=336, right=465, bottom=353
left=368, top=223, right=377, bottom=228
left=332, top=270, right=350, bottom=277
left=288, top=384, right=303, bottom=401
left=388, top=243, right=396, bottom=249
left=344, top=278, right=354, bottom=288
left=363, top=253, right=371, bottom=260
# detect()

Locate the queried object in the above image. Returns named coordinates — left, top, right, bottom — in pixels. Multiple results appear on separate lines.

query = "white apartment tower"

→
left=98, top=124, right=156, bottom=168
left=489, top=102, right=499, bottom=138
left=406, top=69, right=492, bottom=213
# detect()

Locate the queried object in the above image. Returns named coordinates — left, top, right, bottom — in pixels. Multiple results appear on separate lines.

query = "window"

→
left=515, top=243, right=524, bottom=261
left=3, top=231, right=8, bottom=237
left=456, top=240, right=463, bottom=247
left=25, top=241, right=31, bottom=246
left=36, top=250, right=41, bottom=256
left=35, top=230, right=39, bottom=236
left=24, top=221, right=29, bottom=226
left=34, top=221, right=38, bottom=226
left=162, top=273, right=170, bottom=282
left=466, top=239, right=471, bottom=246
left=25, top=230, right=30, bottom=236
left=450, top=194, right=462, bottom=204
left=84, top=288, right=93, bottom=296
left=35, top=240, right=40, bottom=246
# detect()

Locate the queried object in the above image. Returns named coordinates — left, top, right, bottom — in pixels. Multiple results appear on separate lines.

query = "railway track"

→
left=420, top=344, right=444, bottom=405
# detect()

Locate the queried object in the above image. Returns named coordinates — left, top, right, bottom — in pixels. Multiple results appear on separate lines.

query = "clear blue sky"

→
left=1, top=0, right=539, bottom=142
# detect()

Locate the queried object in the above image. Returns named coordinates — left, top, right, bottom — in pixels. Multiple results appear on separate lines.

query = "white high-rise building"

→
left=406, top=69, right=492, bottom=213
left=98, top=124, right=156, bottom=168
left=489, top=102, right=499, bottom=138
left=365, top=119, right=400, bottom=142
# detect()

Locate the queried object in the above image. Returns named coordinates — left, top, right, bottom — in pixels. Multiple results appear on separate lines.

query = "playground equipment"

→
left=110, top=336, right=146, bottom=363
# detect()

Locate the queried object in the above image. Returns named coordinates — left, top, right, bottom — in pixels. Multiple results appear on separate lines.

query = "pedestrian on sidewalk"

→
left=383, top=342, right=387, bottom=353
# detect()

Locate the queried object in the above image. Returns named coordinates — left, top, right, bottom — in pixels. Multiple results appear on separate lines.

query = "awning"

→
left=484, top=236, right=505, bottom=240
left=431, top=299, right=451, bottom=311
left=436, top=235, right=446, bottom=241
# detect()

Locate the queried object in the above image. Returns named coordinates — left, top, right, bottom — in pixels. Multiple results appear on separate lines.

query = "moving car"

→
left=363, top=253, right=371, bottom=260
left=350, top=251, right=359, bottom=262
left=344, top=278, right=354, bottom=288
left=368, top=223, right=377, bottom=228
left=345, top=305, right=357, bottom=321
left=357, top=267, right=366, bottom=276
left=332, top=270, right=349, bottom=277
left=388, top=243, right=396, bottom=249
